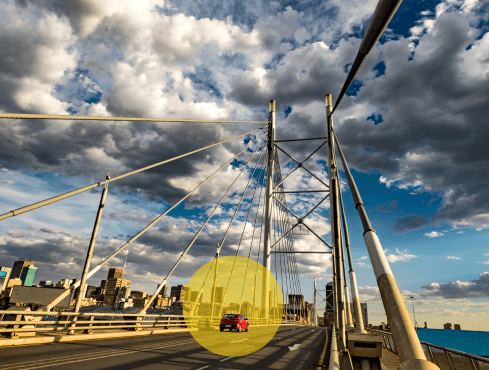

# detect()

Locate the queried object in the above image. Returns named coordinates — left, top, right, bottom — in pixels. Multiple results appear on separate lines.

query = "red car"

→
left=220, top=313, right=249, bottom=332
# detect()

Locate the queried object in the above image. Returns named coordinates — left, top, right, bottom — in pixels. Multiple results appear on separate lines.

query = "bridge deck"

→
left=0, top=325, right=328, bottom=369
left=380, top=350, right=401, bottom=369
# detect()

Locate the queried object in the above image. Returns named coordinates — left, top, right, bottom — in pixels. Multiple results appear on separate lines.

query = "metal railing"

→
left=367, top=328, right=489, bottom=370
left=0, top=310, right=310, bottom=339
left=0, top=310, right=187, bottom=337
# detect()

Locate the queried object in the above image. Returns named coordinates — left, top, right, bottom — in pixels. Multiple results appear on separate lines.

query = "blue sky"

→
left=1, top=0, right=489, bottom=330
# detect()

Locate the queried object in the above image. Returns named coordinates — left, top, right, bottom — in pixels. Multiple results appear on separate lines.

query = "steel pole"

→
left=262, top=100, right=275, bottom=319
left=314, top=277, right=318, bottom=326
left=326, top=94, right=345, bottom=346
left=411, top=297, right=417, bottom=330
left=338, top=183, right=367, bottom=334
left=332, top=178, right=346, bottom=345
left=69, top=172, right=110, bottom=333
left=331, top=250, right=337, bottom=330
left=211, top=247, right=220, bottom=317
left=333, top=130, right=439, bottom=369
left=340, top=230, right=354, bottom=331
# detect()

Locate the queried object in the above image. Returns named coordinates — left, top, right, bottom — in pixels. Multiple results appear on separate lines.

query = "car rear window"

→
left=223, top=314, right=238, bottom=318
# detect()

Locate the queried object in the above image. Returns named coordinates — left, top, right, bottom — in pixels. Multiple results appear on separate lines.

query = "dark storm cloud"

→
left=229, top=39, right=364, bottom=107
left=331, top=12, right=489, bottom=228
left=2, top=0, right=489, bottom=235
left=421, top=272, right=489, bottom=299
left=376, top=200, right=400, bottom=212
left=390, top=215, right=429, bottom=233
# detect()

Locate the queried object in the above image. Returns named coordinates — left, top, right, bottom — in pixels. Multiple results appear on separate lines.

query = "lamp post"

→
left=410, top=296, right=417, bottom=330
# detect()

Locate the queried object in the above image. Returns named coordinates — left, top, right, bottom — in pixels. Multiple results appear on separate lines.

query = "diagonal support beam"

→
left=270, top=223, right=299, bottom=249
left=272, top=194, right=332, bottom=249
left=275, top=144, right=329, bottom=189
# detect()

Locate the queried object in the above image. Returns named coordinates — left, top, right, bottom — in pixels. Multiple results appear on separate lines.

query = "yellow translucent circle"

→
left=183, top=255, right=283, bottom=356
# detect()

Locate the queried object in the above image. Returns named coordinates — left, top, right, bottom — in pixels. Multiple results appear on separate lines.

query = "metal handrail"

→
left=0, top=310, right=189, bottom=336
left=367, top=328, right=489, bottom=369
left=0, top=310, right=308, bottom=338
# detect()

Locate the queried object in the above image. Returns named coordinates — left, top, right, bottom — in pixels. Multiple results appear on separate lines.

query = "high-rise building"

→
left=211, top=287, right=226, bottom=304
left=361, top=302, right=368, bottom=326
left=160, top=284, right=168, bottom=297
left=10, top=258, right=34, bottom=280
left=103, top=277, right=130, bottom=305
left=107, top=268, right=123, bottom=279
left=100, top=279, right=107, bottom=294
left=326, top=282, right=334, bottom=313
left=85, top=285, right=97, bottom=298
left=288, top=294, right=305, bottom=308
left=20, top=266, right=37, bottom=287
left=0, top=267, right=11, bottom=292
left=170, top=285, right=186, bottom=301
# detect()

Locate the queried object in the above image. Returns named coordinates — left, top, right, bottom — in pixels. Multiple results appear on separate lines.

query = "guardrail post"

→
left=83, top=314, right=94, bottom=334
left=470, top=357, right=480, bottom=370
left=134, top=315, right=140, bottom=331
left=444, top=350, right=455, bottom=370
left=426, top=345, right=436, bottom=365
left=10, top=312, right=21, bottom=338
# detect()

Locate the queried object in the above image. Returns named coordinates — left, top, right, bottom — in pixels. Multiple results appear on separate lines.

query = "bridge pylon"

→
left=332, top=108, right=440, bottom=369
left=262, top=100, right=275, bottom=320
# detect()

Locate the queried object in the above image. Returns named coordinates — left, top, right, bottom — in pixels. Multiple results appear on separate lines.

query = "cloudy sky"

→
left=1, top=0, right=489, bottom=330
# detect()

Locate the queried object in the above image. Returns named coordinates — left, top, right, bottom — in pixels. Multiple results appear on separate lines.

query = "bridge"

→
left=0, top=0, right=488, bottom=369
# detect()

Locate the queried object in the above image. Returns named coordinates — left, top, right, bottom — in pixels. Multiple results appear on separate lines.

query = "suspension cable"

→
left=238, top=156, right=268, bottom=313
left=253, top=167, right=268, bottom=319
left=0, top=127, right=266, bottom=221
left=0, top=112, right=267, bottom=124
left=44, top=131, right=267, bottom=310
left=189, top=141, right=268, bottom=316
left=332, top=0, right=403, bottom=113
left=219, top=148, right=269, bottom=317
left=142, top=135, right=268, bottom=312
left=217, top=141, right=268, bottom=250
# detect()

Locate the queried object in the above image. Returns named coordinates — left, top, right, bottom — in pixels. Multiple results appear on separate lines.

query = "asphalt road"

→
left=0, top=326, right=327, bottom=370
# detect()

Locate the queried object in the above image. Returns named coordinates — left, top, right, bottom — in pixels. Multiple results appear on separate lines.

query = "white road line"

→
left=288, top=344, right=302, bottom=351
left=195, top=366, right=210, bottom=370
left=220, top=356, right=234, bottom=362
left=1, top=340, right=198, bottom=370
left=0, top=340, right=196, bottom=369
left=230, top=338, right=249, bottom=343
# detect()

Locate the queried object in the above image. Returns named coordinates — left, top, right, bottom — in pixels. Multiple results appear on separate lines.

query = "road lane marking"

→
left=230, top=338, right=249, bottom=343
left=0, top=339, right=196, bottom=369
left=288, top=344, right=301, bottom=351
left=0, top=339, right=198, bottom=370
left=196, top=367, right=210, bottom=370
left=220, top=356, right=234, bottom=362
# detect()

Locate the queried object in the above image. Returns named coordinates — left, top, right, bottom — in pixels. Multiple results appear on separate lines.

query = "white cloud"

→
left=446, top=256, right=463, bottom=260
left=425, top=231, right=443, bottom=238
left=385, top=248, right=418, bottom=263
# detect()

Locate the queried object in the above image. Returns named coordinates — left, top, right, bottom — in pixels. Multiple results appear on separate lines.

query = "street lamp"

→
left=410, top=296, right=417, bottom=330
